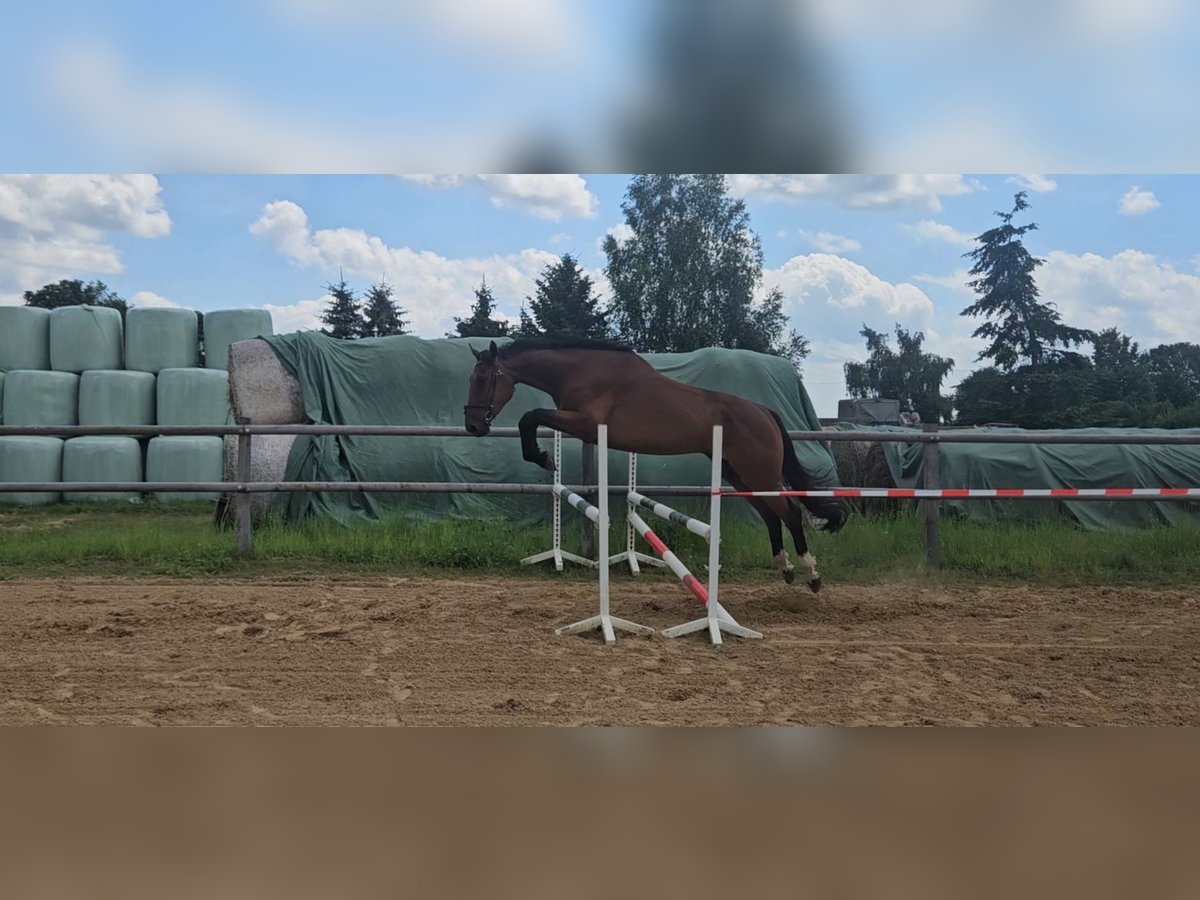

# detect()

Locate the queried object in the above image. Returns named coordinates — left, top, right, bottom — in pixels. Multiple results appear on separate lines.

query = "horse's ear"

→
left=470, top=344, right=481, bottom=360
left=488, top=340, right=499, bottom=359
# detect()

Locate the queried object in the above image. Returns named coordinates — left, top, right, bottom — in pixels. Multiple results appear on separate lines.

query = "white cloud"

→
left=0, top=175, right=169, bottom=301
left=913, top=268, right=973, bottom=296
left=261, top=295, right=331, bottom=333
left=1118, top=186, right=1160, bottom=215
left=1039, top=249, right=1200, bottom=341
left=1008, top=174, right=1058, bottom=193
left=800, top=230, right=861, bottom=254
left=765, top=253, right=935, bottom=319
left=399, top=174, right=597, bottom=221
left=250, top=200, right=565, bottom=335
left=728, top=174, right=974, bottom=212
left=908, top=219, right=975, bottom=247
left=267, top=0, right=579, bottom=63
left=595, top=221, right=634, bottom=256
left=130, top=290, right=182, bottom=309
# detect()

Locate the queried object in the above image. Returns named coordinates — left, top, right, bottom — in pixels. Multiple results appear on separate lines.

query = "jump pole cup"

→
left=555, top=425, right=654, bottom=643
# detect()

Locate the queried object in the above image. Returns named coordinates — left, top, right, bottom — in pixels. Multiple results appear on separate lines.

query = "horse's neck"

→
left=505, top=351, right=568, bottom=401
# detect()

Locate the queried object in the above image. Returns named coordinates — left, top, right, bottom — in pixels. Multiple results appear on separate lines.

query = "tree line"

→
left=844, top=191, right=1200, bottom=428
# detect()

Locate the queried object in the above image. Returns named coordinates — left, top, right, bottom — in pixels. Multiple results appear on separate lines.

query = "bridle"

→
left=463, top=362, right=508, bottom=424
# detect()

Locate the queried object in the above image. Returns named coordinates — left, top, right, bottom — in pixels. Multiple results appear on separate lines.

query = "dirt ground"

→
left=1, top=574, right=1197, bottom=725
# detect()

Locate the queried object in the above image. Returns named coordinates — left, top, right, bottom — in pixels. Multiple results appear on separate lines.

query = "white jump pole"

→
left=555, top=425, right=654, bottom=644
left=661, top=425, right=763, bottom=644
left=608, top=451, right=664, bottom=574
left=521, top=430, right=594, bottom=571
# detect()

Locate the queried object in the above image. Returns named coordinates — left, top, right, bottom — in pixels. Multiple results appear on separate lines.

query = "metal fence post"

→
left=923, top=422, right=941, bottom=569
left=580, top=441, right=597, bottom=560
left=236, top=417, right=253, bottom=557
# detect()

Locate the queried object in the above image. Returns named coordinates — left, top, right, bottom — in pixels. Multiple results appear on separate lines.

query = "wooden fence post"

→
left=236, top=418, right=253, bottom=557
left=923, top=422, right=941, bottom=569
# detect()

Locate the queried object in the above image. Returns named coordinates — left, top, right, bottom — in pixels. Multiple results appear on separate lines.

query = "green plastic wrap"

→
left=0, top=307, right=51, bottom=371
left=260, top=333, right=838, bottom=526
left=62, top=436, right=143, bottom=503
left=2, top=370, right=79, bottom=426
left=0, top=372, right=4, bottom=423
left=0, top=436, right=63, bottom=505
left=204, top=309, right=273, bottom=370
left=78, top=370, right=156, bottom=426
left=49, top=305, right=124, bottom=372
left=125, top=308, right=199, bottom=373
left=156, top=368, right=232, bottom=427
left=834, top=423, right=1200, bottom=530
left=146, top=436, right=224, bottom=502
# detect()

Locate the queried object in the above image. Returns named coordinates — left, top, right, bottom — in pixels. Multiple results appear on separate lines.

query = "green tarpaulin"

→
left=262, top=333, right=838, bottom=525
left=835, top=423, right=1200, bottom=530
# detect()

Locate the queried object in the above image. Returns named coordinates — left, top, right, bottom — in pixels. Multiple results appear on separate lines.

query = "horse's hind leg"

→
left=780, top=502, right=821, bottom=592
left=723, top=462, right=794, bottom=584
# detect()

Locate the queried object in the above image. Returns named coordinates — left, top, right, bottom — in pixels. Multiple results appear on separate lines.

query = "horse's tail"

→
left=768, top=409, right=848, bottom=533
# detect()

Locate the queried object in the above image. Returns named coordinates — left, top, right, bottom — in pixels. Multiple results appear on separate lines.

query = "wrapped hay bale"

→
left=227, top=338, right=304, bottom=424
left=2, top=370, right=79, bottom=426
left=78, top=370, right=156, bottom=426
left=0, top=307, right=51, bottom=371
left=157, top=368, right=232, bottom=427
left=63, top=436, right=143, bottom=503
left=204, top=309, right=273, bottom=371
left=49, top=305, right=124, bottom=372
left=0, top=436, right=63, bottom=505
left=146, top=436, right=224, bottom=502
left=216, top=433, right=297, bottom=525
left=0, top=372, right=4, bottom=423
left=125, top=307, right=199, bottom=373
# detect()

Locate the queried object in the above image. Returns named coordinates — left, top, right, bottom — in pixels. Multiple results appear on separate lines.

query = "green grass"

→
left=1, top=501, right=1198, bottom=585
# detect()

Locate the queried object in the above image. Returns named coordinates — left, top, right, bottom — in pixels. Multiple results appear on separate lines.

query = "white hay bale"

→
left=62, top=436, right=143, bottom=503
left=222, top=432, right=297, bottom=521
left=0, top=436, right=63, bottom=505
left=0, top=307, right=51, bottom=371
left=49, top=305, right=124, bottom=372
left=2, top=370, right=80, bottom=426
left=125, top=307, right=199, bottom=373
left=204, top=309, right=273, bottom=370
left=227, top=338, right=304, bottom=424
left=146, top=436, right=224, bottom=502
left=78, top=370, right=157, bottom=426
left=156, top=368, right=232, bottom=427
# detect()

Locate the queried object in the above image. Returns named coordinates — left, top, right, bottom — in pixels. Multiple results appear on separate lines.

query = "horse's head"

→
left=463, top=340, right=515, bottom=437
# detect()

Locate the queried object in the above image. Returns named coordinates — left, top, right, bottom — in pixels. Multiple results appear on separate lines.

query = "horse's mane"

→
left=500, top=335, right=634, bottom=358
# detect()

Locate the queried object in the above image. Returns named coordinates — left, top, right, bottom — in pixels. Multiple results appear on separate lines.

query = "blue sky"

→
left=3, top=174, right=1199, bottom=416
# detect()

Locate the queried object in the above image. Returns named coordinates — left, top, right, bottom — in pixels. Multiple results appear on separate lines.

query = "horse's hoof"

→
left=536, top=453, right=555, bottom=472
left=808, top=577, right=822, bottom=593
left=782, top=568, right=795, bottom=585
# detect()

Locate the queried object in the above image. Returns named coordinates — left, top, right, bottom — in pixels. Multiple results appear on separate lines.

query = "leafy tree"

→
left=522, top=254, right=609, bottom=339
left=360, top=279, right=409, bottom=337
left=843, top=324, right=954, bottom=423
left=24, top=279, right=130, bottom=318
left=1148, top=342, right=1200, bottom=408
left=1091, top=328, right=1155, bottom=404
left=450, top=278, right=510, bottom=338
left=602, top=174, right=807, bottom=364
left=320, top=276, right=362, bottom=339
left=954, top=358, right=1098, bottom=428
left=962, top=192, right=1093, bottom=370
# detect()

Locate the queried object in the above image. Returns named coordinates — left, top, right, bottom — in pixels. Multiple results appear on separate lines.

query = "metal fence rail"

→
left=3, top=420, right=1199, bottom=565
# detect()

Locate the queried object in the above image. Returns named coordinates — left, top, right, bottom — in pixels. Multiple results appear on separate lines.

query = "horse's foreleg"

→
left=780, top=501, right=821, bottom=592
left=518, top=409, right=556, bottom=471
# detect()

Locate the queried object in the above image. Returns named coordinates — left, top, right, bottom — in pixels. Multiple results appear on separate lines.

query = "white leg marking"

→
left=775, top=549, right=794, bottom=574
left=801, top=552, right=819, bottom=581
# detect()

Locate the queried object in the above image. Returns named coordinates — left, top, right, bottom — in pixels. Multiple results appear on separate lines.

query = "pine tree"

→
left=962, top=192, right=1093, bottom=370
left=523, top=253, right=608, bottom=339
left=450, top=278, right=510, bottom=338
left=320, top=276, right=363, bottom=339
left=360, top=279, right=409, bottom=337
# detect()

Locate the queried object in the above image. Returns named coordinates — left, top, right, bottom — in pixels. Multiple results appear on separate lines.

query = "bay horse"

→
left=463, top=337, right=847, bottom=591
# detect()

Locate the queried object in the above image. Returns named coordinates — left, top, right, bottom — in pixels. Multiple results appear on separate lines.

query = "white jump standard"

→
left=520, top=430, right=593, bottom=571
left=554, top=425, right=655, bottom=644
left=628, top=426, right=762, bottom=645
